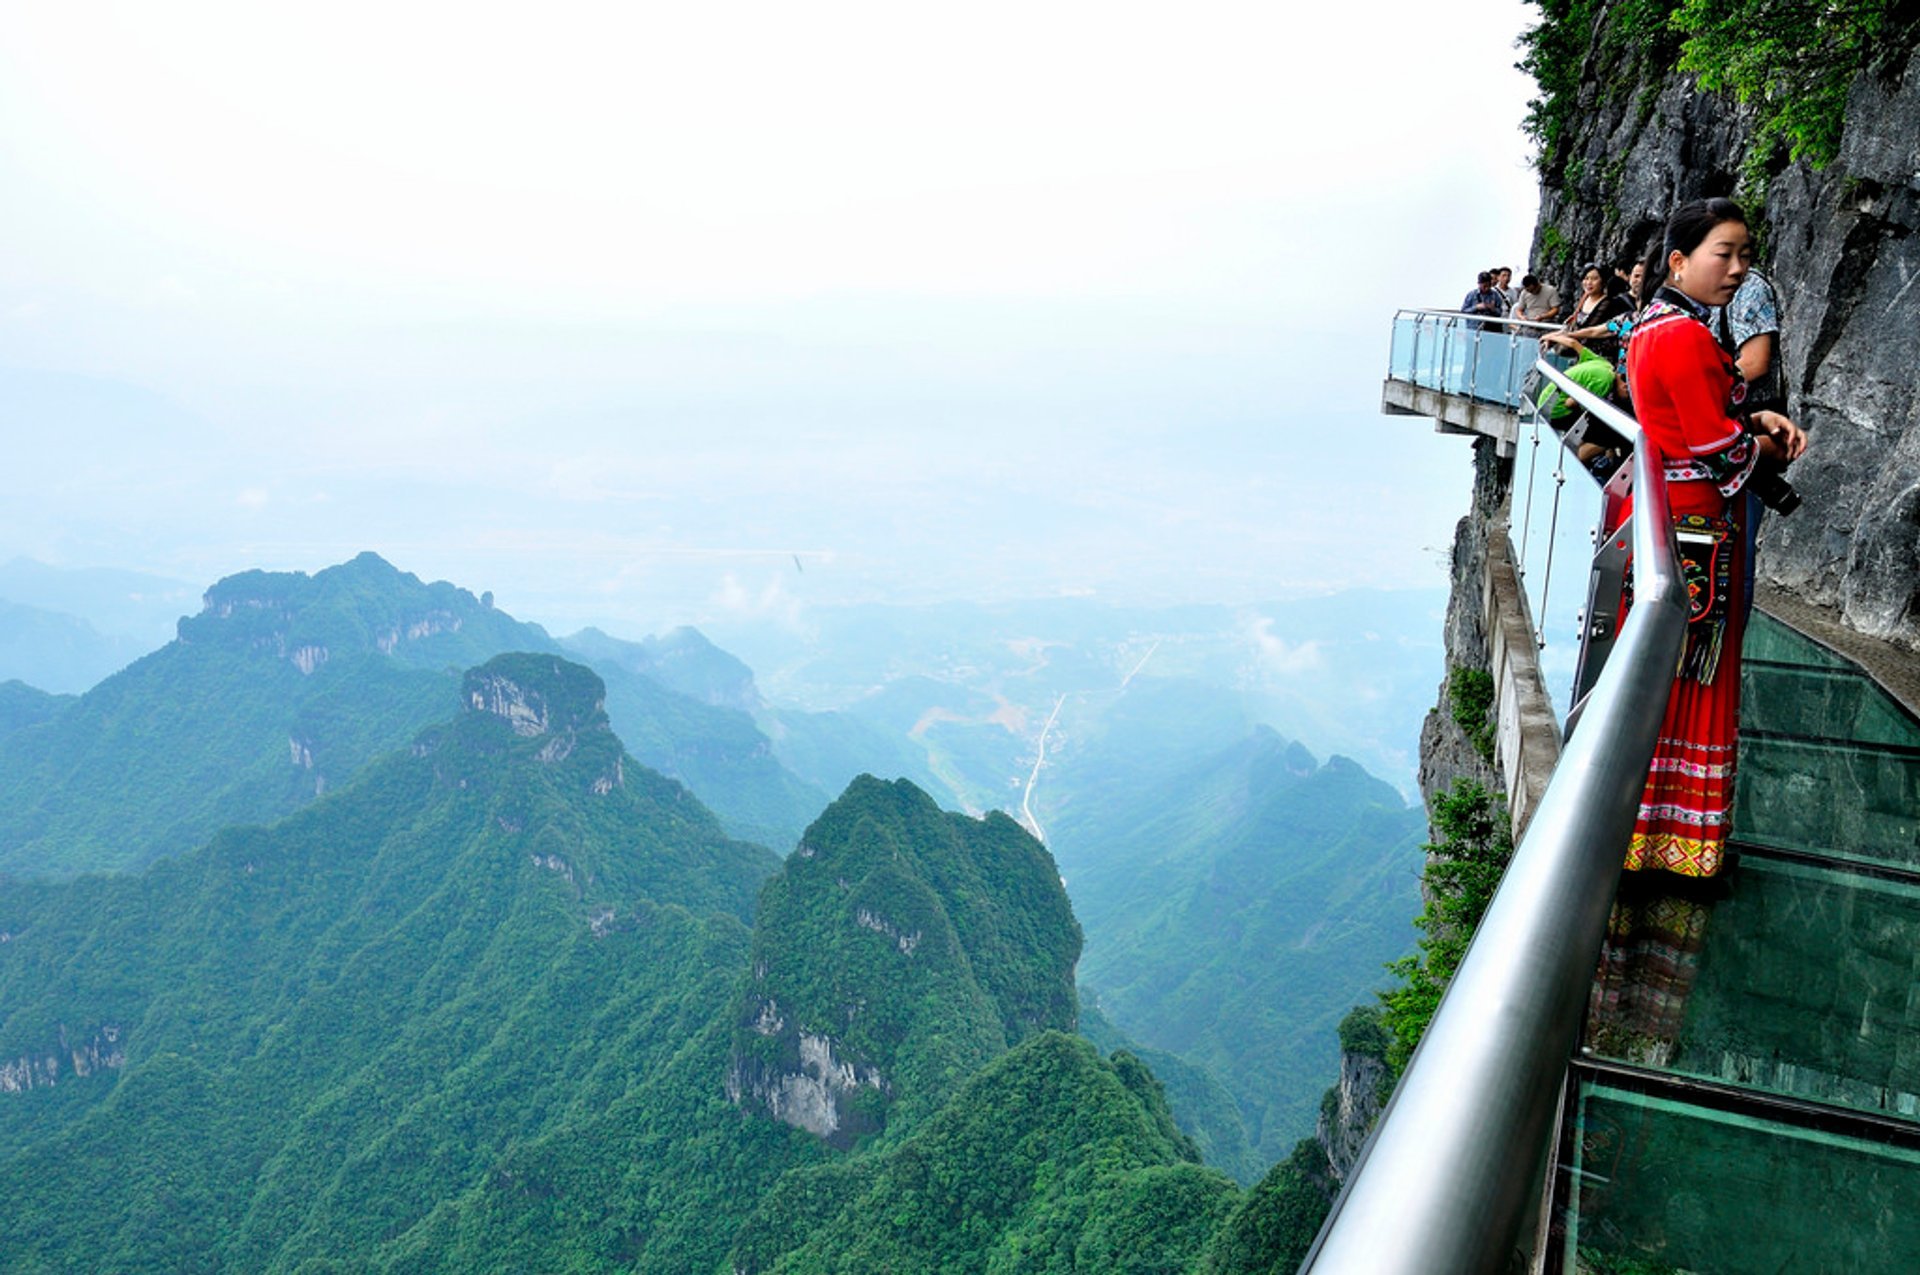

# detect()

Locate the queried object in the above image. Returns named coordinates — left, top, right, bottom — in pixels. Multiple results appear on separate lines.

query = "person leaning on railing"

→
left=1613, top=197, right=1808, bottom=880
left=1537, top=264, right=1639, bottom=477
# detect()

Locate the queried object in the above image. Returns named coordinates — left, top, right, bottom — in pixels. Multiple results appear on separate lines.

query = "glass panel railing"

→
left=1386, top=309, right=1558, bottom=408
left=1512, top=409, right=1605, bottom=724
left=1388, top=313, right=1418, bottom=381
left=1558, top=1080, right=1920, bottom=1274
left=1584, top=855, right=1920, bottom=1122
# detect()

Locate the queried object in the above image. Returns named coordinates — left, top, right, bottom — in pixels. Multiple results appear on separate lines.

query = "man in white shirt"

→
left=1511, top=273, right=1562, bottom=323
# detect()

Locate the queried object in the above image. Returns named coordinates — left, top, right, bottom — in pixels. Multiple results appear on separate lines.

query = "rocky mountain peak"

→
left=461, top=654, right=609, bottom=740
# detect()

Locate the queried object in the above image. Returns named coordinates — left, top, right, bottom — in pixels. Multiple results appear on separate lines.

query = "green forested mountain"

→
left=0, top=664, right=1325, bottom=1271
left=1047, top=711, right=1424, bottom=1161
left=0, top=653, right=789, bottom=1270
left=0, top=552, right=828, bottom=877
left=726, top=1032, right=1239, bottom=1274
left=0, top=679, right=70, bottom=743
left=730, top=775, right=1081, bottom=1145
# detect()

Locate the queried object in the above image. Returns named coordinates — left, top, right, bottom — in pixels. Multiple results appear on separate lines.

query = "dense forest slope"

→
left=0, top=655, right=788, bottom=1270
left=0, top=656, right=1316, bottom=1271
left=730, top=776, right=1081, bottom=1145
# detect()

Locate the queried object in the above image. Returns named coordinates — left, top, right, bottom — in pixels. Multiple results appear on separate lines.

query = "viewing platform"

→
left=1313, top=320, right=1920, bottom=1273
left=1380, top=308, right=1559, bottom=458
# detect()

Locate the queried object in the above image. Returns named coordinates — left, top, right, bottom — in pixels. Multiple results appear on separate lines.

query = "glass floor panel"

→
left=1560, top=1081, right=1920, bottom=1275
left=1734, top=734, right=1920, bottom=871
left=1735, top=611, right=1920, bottom=871
left=1584, top=855, right=1920, bottom=1122
left=1742, top=610, right=1856, bottom=671
left=1741, top=661, right=1920, bottom=750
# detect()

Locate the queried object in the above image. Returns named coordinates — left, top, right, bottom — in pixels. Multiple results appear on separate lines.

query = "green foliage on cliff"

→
left=1518, top=0, right=1684, bottom=176
left=1378, top=779, right=1515, bottom=1071
left=1448, top=664, right=1497, bottom=763
left=1521, top=0, right=1917, bottom=187
left=1670, top=0, right=1912, bottom=174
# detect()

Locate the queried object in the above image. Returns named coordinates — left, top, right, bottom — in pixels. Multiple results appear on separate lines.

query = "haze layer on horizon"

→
left=0, top=1, right=1540, bottom=637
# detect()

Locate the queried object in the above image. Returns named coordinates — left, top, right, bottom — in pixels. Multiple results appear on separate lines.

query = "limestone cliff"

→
left=1418, top=438, right=1512, bottom=811
left=1528, top=12, right=1920, bottom=647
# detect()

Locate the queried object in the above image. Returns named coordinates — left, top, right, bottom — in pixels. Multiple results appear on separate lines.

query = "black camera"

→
left=1749, top=462, right=1801, bottom=515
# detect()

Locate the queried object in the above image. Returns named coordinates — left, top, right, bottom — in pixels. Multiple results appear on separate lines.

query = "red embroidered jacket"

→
left=1625, top=298, right=1757, bottom=497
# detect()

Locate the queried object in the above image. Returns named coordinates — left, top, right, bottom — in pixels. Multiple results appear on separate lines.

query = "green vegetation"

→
left=725, top=1033, right=1238, bottom=1274
left=0, top=654, right=793, bottom=1271
left=1198, top=1137, right=1338, bottom=1275
left=1520, top=0, right=1916, bottom=195
left=6, top=676, right=1291, bottom=1271
left=0, top=592, right=1447, bottom=1269
left=1378, top=779, right=1515, bottom=1071
left=1054, top=715, right=1424, bottom=1160
left=1670, top=0, right=1911, bottom=184
left=1448, top=664, right=1497, bottom=763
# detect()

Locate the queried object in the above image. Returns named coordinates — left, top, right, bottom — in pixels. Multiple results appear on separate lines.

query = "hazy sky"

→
left=1, top=1, right=1541, bottom=637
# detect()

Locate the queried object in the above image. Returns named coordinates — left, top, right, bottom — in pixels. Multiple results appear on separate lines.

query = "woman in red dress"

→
left=1621, top=199, right=1807, bottom=877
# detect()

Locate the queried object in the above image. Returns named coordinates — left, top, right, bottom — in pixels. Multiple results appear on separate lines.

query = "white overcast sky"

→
left=0, top=0, right=1542, bottom=636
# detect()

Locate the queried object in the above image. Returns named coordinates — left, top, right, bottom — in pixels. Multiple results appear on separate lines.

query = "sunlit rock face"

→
left=725, top=1021, right=888, bottom=1144
left=0, top=1025, right=125, bottom=1095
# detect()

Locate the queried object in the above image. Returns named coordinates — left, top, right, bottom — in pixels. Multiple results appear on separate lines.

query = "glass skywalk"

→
left=1363, top=323, right=1920, bottom=1275
left=1387, top=308, right=1547, bottom=409
left=1550, top=609, right=1920, bottom=1274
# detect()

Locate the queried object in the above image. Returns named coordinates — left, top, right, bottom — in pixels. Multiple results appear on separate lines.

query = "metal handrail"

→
left=1300, top=360, right=1685, bottom=1275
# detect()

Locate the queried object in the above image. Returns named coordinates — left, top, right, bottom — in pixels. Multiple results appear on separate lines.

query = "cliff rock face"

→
left=1418, top=438, right=1510, bottom=813
left=1535, top=34, right=1920, bottom=647
left=1314, top=1045, right=1389, bottom=1182
left=0, top=1025, right=124, bottom=1094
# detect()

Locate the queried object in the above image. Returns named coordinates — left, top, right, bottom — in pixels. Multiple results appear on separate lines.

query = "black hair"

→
left=1522, top=273, right=1539, bottom=287
left=1642, top=197, right=1748, bottom=301
left=1477, top=270, right=1492, bottom=285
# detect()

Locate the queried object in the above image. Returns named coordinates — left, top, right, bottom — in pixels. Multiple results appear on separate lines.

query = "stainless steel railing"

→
left=1299, top=360, right=1687, bottom=1274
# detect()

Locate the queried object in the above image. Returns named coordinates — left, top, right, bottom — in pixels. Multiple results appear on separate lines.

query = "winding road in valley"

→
left=1018, top=640, right=1159, bottom=844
